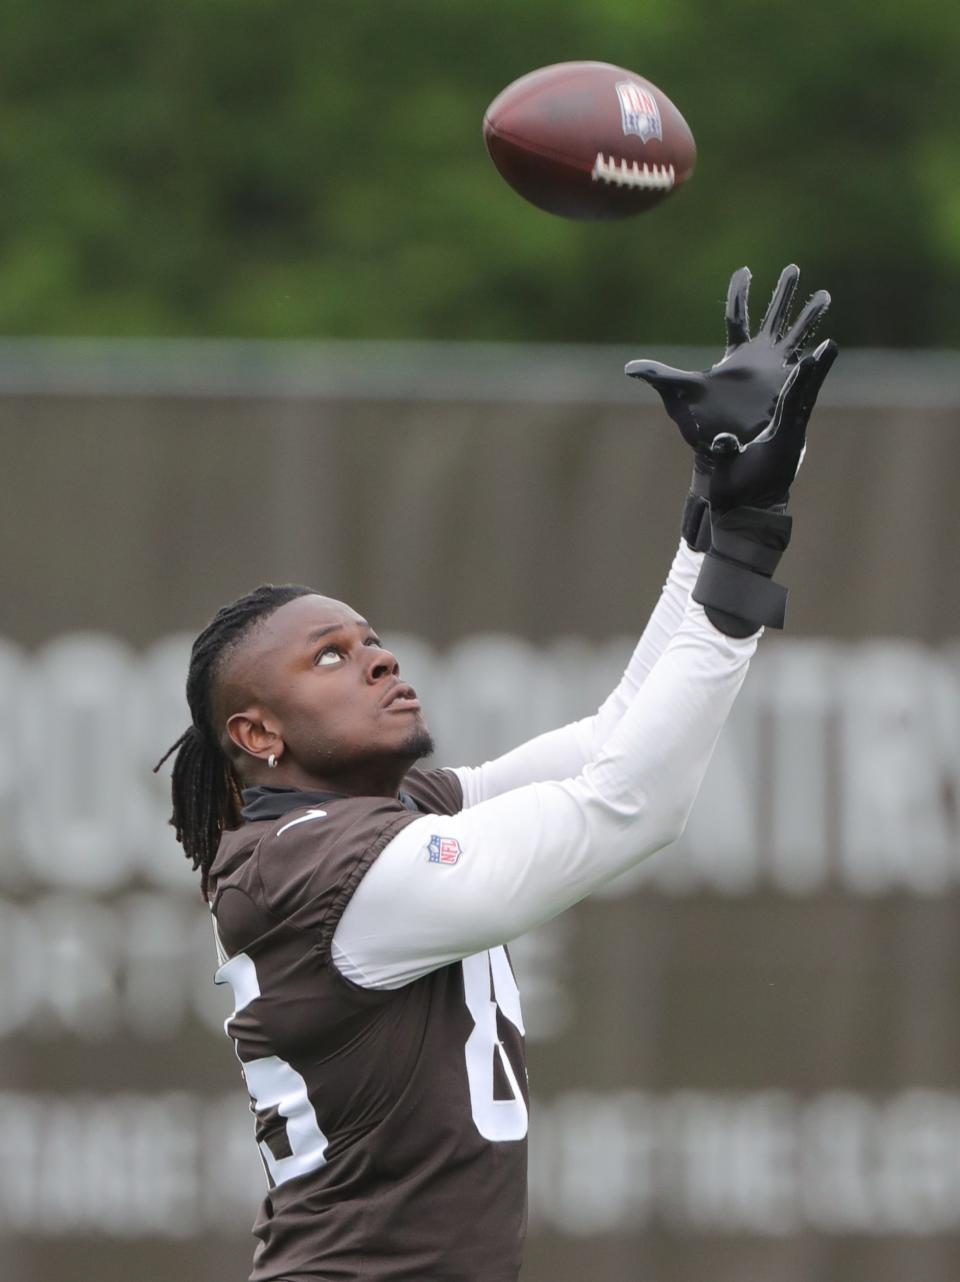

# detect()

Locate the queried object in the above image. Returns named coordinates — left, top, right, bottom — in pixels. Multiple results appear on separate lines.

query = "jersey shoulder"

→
left=213, top=796, right=418, bottom=956
left=402, top=766, right=464, bottom=817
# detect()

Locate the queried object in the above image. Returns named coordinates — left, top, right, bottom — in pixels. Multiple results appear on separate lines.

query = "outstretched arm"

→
left=450, top=536, right=703, bottom=808
left=334, top=279, right=837, bottom=988
left=336, top=597, right=755, bottom=988
left=451, top=265, right=834, bottom=808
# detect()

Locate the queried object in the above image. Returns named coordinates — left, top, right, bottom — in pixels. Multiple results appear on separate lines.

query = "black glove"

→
left=707, top=340, right=839, bottom=513
left=692, top=341, right=839, bottom=636
left=625, top=264, right=832, bottom=548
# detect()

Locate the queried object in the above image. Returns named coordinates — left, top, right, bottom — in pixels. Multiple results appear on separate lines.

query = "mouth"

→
left=382, top=682, right=421, bottom=713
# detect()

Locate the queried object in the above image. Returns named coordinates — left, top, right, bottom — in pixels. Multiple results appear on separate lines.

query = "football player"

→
left=158, top=266, right=835, bottom=1282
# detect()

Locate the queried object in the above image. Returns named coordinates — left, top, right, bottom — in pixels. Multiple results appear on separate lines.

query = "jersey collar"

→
left=240, top=784, right=422, bottom=823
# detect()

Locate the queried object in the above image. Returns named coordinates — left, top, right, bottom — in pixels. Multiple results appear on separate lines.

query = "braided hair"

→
left=155, top=583, right=313, bottom=900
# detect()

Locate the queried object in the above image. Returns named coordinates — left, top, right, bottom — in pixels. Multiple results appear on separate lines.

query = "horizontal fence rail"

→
left=0, top=339, right=958, bottom=408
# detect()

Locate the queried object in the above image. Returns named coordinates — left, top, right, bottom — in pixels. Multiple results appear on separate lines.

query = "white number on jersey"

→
left=462, top=947, right=528, bottom=1142
left=214, top=919, right=526, bottom=1181
left=216, top=950, right=330, bottom=1187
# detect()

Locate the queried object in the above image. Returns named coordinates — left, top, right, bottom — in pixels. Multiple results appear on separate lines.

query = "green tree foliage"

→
left=1, top=0, right=958, bottom=344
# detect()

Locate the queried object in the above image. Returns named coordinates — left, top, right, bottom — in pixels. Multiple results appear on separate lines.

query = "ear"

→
left=225, top=707, right=283, bottom=763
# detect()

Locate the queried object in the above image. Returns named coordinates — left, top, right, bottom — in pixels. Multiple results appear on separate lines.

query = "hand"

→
left=690, top=340, right=838, bottom=637
left=626, top=263, right=832, bottom=477
left=708, top=338, right=838, bottom=511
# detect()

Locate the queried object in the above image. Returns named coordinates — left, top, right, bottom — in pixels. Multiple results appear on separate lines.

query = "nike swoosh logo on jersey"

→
left=277, top=809, right=328, bottom=837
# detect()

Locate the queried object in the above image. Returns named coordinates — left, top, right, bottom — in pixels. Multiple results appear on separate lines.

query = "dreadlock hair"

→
left=155, top=583, right=314, bottom=900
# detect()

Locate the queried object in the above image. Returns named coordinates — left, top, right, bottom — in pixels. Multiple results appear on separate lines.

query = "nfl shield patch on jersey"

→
left=428, top=834, right=462, bottom=866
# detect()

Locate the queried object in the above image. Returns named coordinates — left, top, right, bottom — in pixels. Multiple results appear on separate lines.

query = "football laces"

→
left=591, top=153, right=676, bottom=191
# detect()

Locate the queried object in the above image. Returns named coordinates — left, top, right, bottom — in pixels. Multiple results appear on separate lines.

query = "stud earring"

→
left=267, top=753, right=278, bottom=769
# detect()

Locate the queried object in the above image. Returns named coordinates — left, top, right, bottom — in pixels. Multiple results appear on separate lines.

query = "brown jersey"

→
left=207, top=768, right=528, bottom=1282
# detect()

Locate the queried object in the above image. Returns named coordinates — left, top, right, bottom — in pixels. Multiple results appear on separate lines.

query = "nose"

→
left=366, top=644, right=400, bottom=684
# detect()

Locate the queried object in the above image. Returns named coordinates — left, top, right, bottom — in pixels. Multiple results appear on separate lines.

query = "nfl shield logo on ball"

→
left=428, top=835, right=462, bottom=866
left=616, top=81, right=662, bottom=143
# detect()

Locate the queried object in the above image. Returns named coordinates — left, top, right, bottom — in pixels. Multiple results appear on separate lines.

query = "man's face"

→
left=221, top=595, right=433, bottom=791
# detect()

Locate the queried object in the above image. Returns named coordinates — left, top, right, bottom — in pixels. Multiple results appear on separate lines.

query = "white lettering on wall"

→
left=0, top=632, right=957, bottom=896
left=3, top=1089, right=959, bottom=1239
left=528, top=1089, right=960, bottom=1236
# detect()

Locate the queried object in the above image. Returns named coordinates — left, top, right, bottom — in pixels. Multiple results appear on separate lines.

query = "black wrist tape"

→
left=681, top=494, right=711, bottom=552
left=692, top=507, right=793, bottom=636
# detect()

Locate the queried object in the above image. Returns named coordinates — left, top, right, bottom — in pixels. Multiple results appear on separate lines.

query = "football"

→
left=483, top=61, right=696, bottom=219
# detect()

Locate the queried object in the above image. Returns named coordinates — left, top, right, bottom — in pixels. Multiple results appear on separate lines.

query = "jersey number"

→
left=462, top=947, right=528, bottom=1142
left=215, top=944, right=527, bottom=1187
left=216, top=951, right=330, bottom=1187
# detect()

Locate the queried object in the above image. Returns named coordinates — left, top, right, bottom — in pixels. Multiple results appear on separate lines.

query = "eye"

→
left=364, top=635, right=383, bottom=649
left=314, top=646, right=343, bottom=666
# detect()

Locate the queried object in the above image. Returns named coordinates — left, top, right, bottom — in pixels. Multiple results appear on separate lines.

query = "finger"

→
left=791, top=339, right=839, bottom=418
left=724, top=267, right=752, bottom=349
left=709, top=432, right=742, bottom=457
left=759, top=263, right=800, bottom=339
left=774, top=340, right=837, bottom=427
left=763, top=353, right=815, bottom=448
left=624, top=359, right=700, bottom=392
left=754, top=359, right=807, bottom=445
left=782, top=289, right=831, bottom=357
left=811, top=336, right=839, bottom=377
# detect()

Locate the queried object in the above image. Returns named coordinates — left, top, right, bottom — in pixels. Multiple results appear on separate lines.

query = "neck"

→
left=251, top=757, right=415, bottom=799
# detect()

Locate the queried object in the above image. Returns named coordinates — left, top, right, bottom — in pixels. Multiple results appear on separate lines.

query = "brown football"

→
left=483, top=61, right=696, bottom=219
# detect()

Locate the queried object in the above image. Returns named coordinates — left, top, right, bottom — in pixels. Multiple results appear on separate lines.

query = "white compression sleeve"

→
left=453, top=539, right=703, bottom=808
left=333, top=598, right=757, bottom=990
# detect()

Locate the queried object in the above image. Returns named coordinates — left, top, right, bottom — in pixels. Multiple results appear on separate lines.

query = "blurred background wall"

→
left=2, top=3, right=959, bottom=1281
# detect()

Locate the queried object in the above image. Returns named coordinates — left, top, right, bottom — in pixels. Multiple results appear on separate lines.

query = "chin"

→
left=400, top=723, right=436, bottom=762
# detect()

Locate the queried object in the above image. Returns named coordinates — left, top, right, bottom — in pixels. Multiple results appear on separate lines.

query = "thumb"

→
left=624, top=360, right=700, bottom=393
